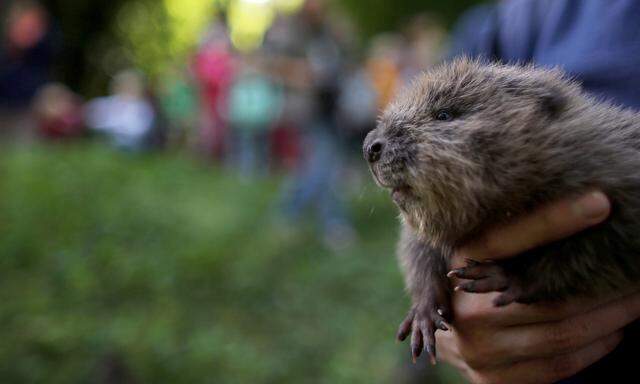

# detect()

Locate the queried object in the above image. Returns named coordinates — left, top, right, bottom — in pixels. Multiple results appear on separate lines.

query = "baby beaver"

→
left=364, top=58, right=640, bottom=364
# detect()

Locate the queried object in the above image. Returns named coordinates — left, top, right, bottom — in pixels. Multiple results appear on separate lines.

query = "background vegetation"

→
left=0, top=144, right=464, bottom=383
left=37, top=0, right=485, bottom=95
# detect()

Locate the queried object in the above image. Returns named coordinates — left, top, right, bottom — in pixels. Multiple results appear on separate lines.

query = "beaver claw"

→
left=396, top=302, right=451, bottom=365
left=449, top=260, right=542, bottom=306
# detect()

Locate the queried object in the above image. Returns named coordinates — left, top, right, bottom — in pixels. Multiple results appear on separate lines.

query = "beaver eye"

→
left=435, top=110, right=454, bottom=122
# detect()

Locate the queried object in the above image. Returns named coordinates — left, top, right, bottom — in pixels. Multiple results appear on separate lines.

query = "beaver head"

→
left=364, top=58, right=584, bottom=246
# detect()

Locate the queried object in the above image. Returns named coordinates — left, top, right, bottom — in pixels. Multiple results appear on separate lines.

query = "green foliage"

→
left=0, top=144, right=465, bottom=383
left=334, top=0, right=486, bottom=38
left=39, top=0, right=484, bottom=95
left=42, top=0, right=213, bottom=94
left=41, top=0, right=132, bottom=95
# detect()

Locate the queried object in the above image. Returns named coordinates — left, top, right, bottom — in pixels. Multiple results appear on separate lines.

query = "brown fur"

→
left=364, top=58, right=640, bottom=361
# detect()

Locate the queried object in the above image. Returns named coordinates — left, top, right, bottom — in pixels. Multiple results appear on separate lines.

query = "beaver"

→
left=363, top=58, right=640, bottom=364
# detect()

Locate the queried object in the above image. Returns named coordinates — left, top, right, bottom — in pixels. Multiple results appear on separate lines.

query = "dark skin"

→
left=435, top=191, right=640, bottom=384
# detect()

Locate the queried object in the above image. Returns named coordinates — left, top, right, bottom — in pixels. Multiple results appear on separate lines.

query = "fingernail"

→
left=573, top=191, right=610, bottom=220
left=426, top=345, right=437, bottom=365
left=447, top=270, right=458, bottom=278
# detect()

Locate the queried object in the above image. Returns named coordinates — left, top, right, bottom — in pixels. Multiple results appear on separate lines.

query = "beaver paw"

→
left=448, top=260, right=541, bottom=307
left=396, top=300, right=451, bottom=365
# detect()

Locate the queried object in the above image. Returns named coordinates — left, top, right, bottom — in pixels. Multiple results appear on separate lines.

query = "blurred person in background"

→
left=336, top=62, right=377, bottom=150
left=32, top=82, right=83, bottom=139
left=0, top=0, right=57, bottom=140
left=84, top=70, right=155, bottom=152
left=193, top=17, right=235, bottom=162
left=400, top=14, right=446, bottom=83
left=436, top=1, right=640, bottom=383
left=262, top=14, right=310, bottom=171
left=159, top=66, right=198, bottom=149
left=275, top=0, right=356, bottom=250
left=227, top=56, right=283, bottom=177
left=366, top=33, right=404, bottom=112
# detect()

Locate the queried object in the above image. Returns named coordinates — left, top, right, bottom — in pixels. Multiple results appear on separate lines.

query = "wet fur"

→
left=364, top=58, right=640, bottom=360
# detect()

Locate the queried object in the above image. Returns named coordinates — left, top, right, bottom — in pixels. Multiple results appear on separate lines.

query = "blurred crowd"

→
left=0, top=0, right=447, bottom=249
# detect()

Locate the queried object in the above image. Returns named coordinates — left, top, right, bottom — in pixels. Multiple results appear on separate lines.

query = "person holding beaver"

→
left=439, top=0, right=640, bottom=383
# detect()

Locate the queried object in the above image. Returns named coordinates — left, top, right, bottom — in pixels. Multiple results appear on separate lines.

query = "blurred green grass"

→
left=0, top=144, right=462, bottom=383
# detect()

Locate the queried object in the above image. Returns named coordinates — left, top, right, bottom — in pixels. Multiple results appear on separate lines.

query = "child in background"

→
left=84, top=70, right=155, bottom=151
left=32, top=83, right=83, bottom=139
left=227, top=58, right=283, bottom=177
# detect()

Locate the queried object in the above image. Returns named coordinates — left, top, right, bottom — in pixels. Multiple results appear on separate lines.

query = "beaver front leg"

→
left=396, top=223, right=452, bottom=364
left=446, top=233, right=623, bottom=307
left=447, top=259, right=536, bottom=306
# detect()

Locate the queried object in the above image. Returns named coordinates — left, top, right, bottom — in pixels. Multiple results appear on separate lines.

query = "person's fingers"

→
left=490, top=290, right=640, bottom=361
left=443, top=290, right=640, bottom=369
left=448, top=286, right=637, bottom=327
left=463, top=331, right=623, bottom=384
left=436, top=290, right=635, bottom=375
left=456, top=191, right=610, bottom=262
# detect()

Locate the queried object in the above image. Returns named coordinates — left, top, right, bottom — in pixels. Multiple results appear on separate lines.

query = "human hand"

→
left=436, top=191, right=640, bottom=384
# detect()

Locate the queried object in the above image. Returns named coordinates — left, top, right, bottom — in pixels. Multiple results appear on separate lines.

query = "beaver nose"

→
left=366, top=139, right=385, bottom=163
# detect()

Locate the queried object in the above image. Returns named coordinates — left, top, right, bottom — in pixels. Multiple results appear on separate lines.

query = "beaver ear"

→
left=504, top=78, right=566, bottom=118
left=539, top=89, right=566, bottom=119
